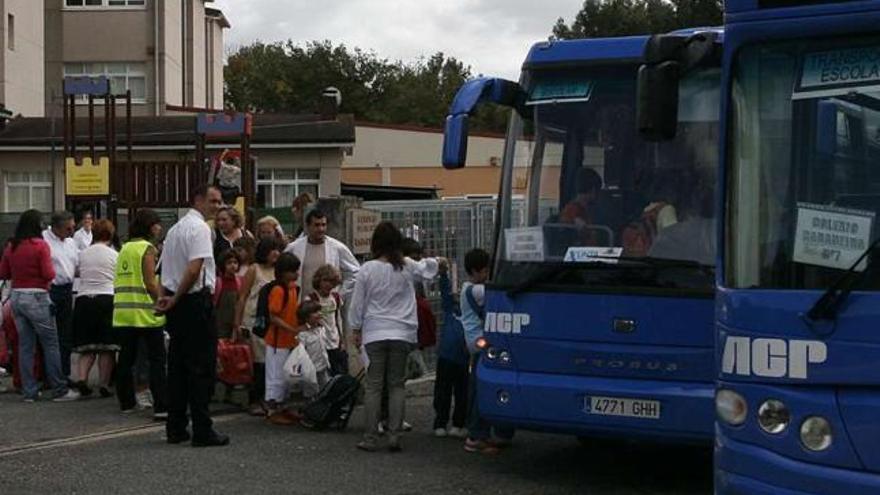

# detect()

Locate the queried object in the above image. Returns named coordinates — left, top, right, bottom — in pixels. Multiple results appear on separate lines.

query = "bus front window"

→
left=495, top=67, right=719, bottom=291
left=728, top=39, right=880, bottom=290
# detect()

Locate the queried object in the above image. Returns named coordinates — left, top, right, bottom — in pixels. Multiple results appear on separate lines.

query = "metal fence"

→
left=363, top=198, right=523, bottom=266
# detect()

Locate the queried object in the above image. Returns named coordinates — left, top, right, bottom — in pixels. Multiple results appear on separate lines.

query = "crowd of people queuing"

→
left=0, top=185, right=511, bottom=453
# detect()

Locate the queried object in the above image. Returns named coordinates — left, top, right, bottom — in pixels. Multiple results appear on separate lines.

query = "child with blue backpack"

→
left=459, top=248, right=514, bottom=453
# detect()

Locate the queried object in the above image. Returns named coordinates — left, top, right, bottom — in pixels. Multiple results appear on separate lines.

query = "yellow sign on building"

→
left=65, top=157, right=110, bottom=196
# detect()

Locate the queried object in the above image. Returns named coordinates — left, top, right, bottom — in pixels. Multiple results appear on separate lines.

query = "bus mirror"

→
left=637, top=61, right=680, bottom=141
left=816, top=101, right=837, bottom=157
left=442, top=77, right=525, bottom=169
left=443, top=114, right=470, bottom=169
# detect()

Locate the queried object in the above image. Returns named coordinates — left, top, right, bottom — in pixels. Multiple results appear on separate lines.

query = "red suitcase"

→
left=216, top=338, right=253, bottom=386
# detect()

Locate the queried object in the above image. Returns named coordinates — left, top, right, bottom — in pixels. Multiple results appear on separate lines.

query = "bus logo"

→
left=485, top=312, right=531, bottom=334
left=721, top=336, right=827, bottom=379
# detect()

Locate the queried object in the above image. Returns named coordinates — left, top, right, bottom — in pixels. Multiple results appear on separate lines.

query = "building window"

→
left=6, top=14, right=13, bottom=51
left=256, top=169, right=320, bottom=208
left=64, top=0, right=146, bottom=8
left=4, top=172, right=52, bottom=213
left=64, top=63, right=147, bottom=103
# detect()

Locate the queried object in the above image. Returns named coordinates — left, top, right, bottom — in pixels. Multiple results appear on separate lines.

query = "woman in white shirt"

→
left=73, top=211, right=94, bottom=251
left=72, top=219, right=119, bottom=398
left=349, top=222, right=438, bottom=452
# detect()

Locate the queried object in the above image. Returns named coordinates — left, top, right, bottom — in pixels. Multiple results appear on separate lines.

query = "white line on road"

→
left=0, top=414, right=243, bottom=459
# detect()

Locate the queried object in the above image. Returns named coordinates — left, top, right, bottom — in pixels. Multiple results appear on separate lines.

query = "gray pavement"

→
left=0, top=375, right=712, bottom=495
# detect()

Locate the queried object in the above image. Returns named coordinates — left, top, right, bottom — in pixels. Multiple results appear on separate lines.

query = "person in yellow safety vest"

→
left=113, top=208, right=169, bottom=420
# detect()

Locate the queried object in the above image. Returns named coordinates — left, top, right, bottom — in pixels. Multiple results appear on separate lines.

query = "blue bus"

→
left=640, top=1, right=880, bottom=493
left=442, top=31, right=721, bottom=443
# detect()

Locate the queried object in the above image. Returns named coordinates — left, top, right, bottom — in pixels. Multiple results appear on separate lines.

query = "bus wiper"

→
left=507, top=263, right=576, bottom=298
left=807, top=236, right=880, bottom=321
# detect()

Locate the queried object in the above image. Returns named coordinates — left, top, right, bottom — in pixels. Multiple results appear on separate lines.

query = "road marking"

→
left=0, top=413, right=243, bottom=459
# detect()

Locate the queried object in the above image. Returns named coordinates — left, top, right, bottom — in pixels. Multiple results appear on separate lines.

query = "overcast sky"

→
left=211, top=0, right=584, bottom=80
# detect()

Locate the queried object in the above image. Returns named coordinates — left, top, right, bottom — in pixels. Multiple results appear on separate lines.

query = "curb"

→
left=406, top=372, right=435, bottom=398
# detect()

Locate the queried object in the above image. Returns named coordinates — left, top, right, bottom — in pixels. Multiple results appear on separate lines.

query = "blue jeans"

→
left=11, top=291, right=68, bottom=399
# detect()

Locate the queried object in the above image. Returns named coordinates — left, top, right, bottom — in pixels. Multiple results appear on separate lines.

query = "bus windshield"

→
left=728, top=38, right=880, bottom=290
left=495, top=67, right=719, bottom=291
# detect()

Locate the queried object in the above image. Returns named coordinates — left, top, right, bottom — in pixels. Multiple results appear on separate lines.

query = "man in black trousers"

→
left=155, top=185, right=228, bottom=447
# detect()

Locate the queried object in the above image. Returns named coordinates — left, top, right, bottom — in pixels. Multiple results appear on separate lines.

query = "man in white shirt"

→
left=73, top=211, right=94, bottom=251
left=285, top=210, right=360, bottom=374
left=284, top=209, right=360, bottom=302
left=43, top=211, right=79, bottom=380
left=155, top=185, right=228, bottom=447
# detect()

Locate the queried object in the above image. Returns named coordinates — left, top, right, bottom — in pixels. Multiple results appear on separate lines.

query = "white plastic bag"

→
left=283, top=344, right=317, bottom=391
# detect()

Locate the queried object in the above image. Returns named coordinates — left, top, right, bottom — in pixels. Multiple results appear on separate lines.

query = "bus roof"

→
left=726, top=0, right=880, bottom=15
left=522, top=28, right=722, bottom=70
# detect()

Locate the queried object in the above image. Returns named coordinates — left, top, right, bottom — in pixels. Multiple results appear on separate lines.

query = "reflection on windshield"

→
left=728, top=39, right=880, bottom=290
left=505, top=68, right=720, bottom=269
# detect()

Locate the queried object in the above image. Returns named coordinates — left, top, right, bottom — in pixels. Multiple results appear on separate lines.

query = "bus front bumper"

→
left=716, top=428, right=880, bottom=495
left=476, top=363, right=714, bottom=443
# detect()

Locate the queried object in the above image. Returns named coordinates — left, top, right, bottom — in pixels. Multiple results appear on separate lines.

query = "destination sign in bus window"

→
left=528, top=79, right=593, bottom=104
left=795, top=45, right=880, bottom=98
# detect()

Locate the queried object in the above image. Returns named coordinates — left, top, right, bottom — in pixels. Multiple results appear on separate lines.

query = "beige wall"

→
left=159, top=0, right=183, bottom=108
left=184, top=0, right=205, bottom=107
left=1, top=0, right=45, bottom=117
left=206, top=18, right=223, bottom=109
left=346, top=125, right=506, bottom=169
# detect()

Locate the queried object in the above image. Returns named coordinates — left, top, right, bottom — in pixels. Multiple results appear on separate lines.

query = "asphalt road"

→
left=0, top=378, right=712, bottom=495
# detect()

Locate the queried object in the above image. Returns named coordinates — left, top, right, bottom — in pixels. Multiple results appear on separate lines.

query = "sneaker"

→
left=433, top=428, right=448, bottom=438
left=377, top=421, right=386, bottom=435
left=135, top=390, right=153, bottom=410
left=356, top=440, right=379, bottom=452
left=489, top=437, right=513, bottom=449
left=0, top=366, right=8, bottom=376
left=121, top=408, right=136, bottom=414
left=153, top=411, right=168, bottom=421
left=23, top=396, right=38, bottom=403
left=448, top=427, right=468, bottom=439
left=75, top=381, right=93, bottom=397
left=52, top=389, right=81, bottom=402
left=99, top=387, right=113, bottom=399
left=402, top=420, right=413, bottom=432
left=248, top=403, right=267, bottom=417
left=464, top=438, right=500, bottom=455
left=266, top=411, right=297, bottom=426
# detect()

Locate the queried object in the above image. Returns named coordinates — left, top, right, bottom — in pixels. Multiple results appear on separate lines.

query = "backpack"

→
left=464, top=285, right=485, bottom=321
left=252, top=281, right=289, bottom=339
left=300, top=370, right=365, bottom=431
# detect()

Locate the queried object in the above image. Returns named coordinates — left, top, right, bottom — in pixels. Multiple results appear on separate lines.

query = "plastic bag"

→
left=284, top=344, right=317, bottom=391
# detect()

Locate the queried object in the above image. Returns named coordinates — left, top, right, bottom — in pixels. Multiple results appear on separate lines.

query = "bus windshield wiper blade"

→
left=507, top=264, right=575, bottom=298
left=807, top=236, right=880, bottom=321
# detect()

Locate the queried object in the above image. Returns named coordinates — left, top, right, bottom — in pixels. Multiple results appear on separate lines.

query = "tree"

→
left=224, top=41, right=509, bottom=133
left=552, top=0, right=721, bottom=40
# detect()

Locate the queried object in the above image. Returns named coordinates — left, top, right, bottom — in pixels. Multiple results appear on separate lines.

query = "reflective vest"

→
left=113, top=239, right=165, bottom=328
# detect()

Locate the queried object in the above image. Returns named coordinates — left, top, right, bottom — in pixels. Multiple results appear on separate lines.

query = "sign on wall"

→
left=348, top=208, right=381, bottom=255
left=65, top=157, right=109, bottom=196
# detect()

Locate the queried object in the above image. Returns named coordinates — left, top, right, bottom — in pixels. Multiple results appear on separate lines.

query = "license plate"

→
left=584, top=396, right=661, bottom=419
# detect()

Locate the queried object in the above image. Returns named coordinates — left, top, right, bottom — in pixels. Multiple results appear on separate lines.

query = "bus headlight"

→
left=757, top=400, right=790, bottom=434
left=486, top=347, right=499, bottom=361
left=716, top=389, right=748, bottom=426
left=800, top=416, right=833, bottom=452
left=499, top=351, right=511, bottom=365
